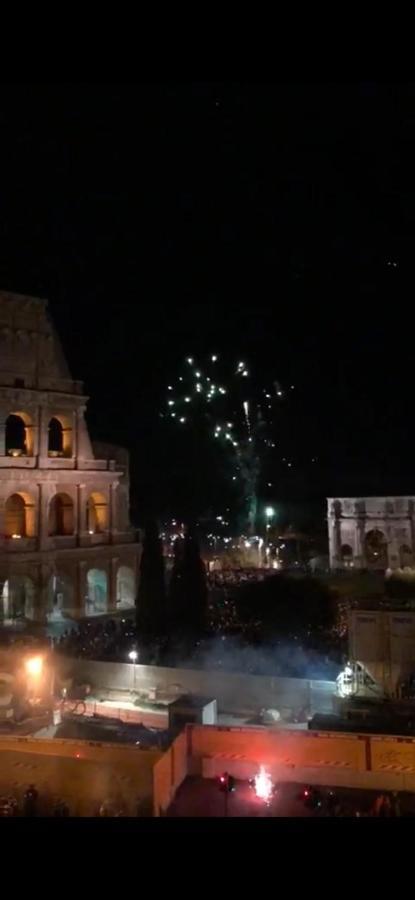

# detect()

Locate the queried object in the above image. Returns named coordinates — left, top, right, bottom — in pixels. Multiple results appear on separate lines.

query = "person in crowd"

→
left=23, top=784, right=39, bottom=817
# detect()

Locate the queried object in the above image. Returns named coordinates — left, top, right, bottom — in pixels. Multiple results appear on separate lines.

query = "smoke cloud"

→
left=170, top=634, right=340, bottom=681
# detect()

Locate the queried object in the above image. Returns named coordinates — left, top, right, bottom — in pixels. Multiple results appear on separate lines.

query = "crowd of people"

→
left=207, top=568, right=268, bottom=588
left=0, top=784, right=145, bottom=817
left=0, top=784, right=69, bottom=817
left=54, top=617, right=137, bottom=661
left=300, top=786, right=409, bottom=817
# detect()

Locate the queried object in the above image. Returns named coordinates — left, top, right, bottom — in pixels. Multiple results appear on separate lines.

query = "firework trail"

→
left=163, top=355, right=289, bottom=532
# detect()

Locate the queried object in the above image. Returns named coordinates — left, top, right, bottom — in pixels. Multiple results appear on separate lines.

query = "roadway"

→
left=167, top=777, right=415, bottom=817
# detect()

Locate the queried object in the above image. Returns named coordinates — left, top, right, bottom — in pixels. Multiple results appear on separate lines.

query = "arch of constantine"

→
left=327, top=496, right=415, bottom=571
left=0, top=291, right=140, bottom=623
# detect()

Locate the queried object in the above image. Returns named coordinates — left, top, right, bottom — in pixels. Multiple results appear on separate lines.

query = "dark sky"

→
left=0, top=83, right=413, bottom=525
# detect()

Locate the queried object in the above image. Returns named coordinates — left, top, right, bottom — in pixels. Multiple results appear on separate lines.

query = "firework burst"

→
left=163, top=355, right=288, bottom=532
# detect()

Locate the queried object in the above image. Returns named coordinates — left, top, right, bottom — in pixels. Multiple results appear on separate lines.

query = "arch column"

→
left=409, top=502, right=415, bottom=556
left=355, top=517, right=366, bottom=568
left=332, top=519, right=341, bottom=567
left=0, top=409, right=7, bottom=456
left=0, top=499, right=5, bottom=548
left=76, top=560, right=88, bottom=617
left=39, top=406, right=50, bottom=458
left=38, top=483, right=55, bottom=550
left=110, top=556, right=119, bottom=612
left=77, top=483, right=87, bottom=542
left=109, top=482, right=118, bottom=541
left=36, top=563, right=50, bottom=623
left=71, top=409, right=77, bottom=459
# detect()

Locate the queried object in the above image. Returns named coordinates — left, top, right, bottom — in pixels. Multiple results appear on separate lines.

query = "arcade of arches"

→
left=4, top=412, right=73, bottom=458
left=0, top=564, right=136, bottom=622
left=0, top=577, right=35, bottom=622
left=0, top=291, right=140, bottom=626
left=2, top=491, right=112, bottom=539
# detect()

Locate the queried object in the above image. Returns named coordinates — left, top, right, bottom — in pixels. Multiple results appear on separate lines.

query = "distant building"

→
left=347, top=607, right=415, bottom=699
left=0, top=290, right=139, bottom=623
left=327, top=496, right=415, bottom=572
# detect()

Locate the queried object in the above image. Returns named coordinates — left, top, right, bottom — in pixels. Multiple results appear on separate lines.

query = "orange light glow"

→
left=25, top=656, right=43, bottom=677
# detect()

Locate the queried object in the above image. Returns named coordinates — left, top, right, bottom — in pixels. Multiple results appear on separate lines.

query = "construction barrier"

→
left=0, top=736, right=160, bottom=816
left=188, top=725, right=368, bottom=772
left=62, top=699, right=168, bottom=730
left=153, top=730, right=188, bottom=816
left=370, top=735, right=415, bottom=774
left=156, top=724, right=415, bottom=803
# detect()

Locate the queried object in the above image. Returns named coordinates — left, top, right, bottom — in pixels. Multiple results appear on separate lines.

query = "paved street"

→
left=167, top=777, right=415, bottom=817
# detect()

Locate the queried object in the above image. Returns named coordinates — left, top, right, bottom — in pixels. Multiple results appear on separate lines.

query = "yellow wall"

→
left=0, top=736, right=160, bottom=816
left=190, top=726, right=367, bottom=771
left=153, top=731, right=189, bottom=816
left=370, top=736, right=415, bottom=773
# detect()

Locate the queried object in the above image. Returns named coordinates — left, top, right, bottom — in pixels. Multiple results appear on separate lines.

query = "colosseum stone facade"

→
left=0, top=290, right=140, bottom=623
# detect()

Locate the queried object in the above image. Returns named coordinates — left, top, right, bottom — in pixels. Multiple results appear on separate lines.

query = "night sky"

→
left=0, top=83, right=413, bottom=528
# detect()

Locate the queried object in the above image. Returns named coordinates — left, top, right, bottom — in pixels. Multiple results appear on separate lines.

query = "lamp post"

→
left=25, top=656, right=43, bottom=702
left=128, top=650, right=138, bottom=691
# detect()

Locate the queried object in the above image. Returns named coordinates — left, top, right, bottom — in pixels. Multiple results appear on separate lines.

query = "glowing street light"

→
left=128, top=650, right=138, bottom=691
left=265, top=506, right=275, bottom=519
left=25, top=656, right=43, bottom=678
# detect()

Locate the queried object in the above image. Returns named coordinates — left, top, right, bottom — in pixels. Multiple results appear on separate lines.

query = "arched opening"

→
left=48, top=493, right=74, bottom=536
left=87, top=492, right=108, bottom=534
left=47, top=573, right=74, bottom=620
left=0, top=577, right=35, bottom=621
left=5, top=413, right=30, bottom=456
left=48, top=417, right=64, bottom=456
left=86, top=569, right=108, bottom=616
left=5, top=494, right=26, bottom=537
left=341, top=544, right=354, bottom=567
left=116, top=566, right=135, bottom=609
left=5, top=493, right=36, bottom=538
left=400, top=544, right=413, bottom=568
left=47, top=414, right=72, bottom=457
left=365, top=529, right=388, bottom=567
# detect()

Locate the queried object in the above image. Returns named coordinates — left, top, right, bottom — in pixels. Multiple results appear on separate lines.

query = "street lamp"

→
left=25, top=656, right=43, bottom=678
left=128, top=650, right=138, bottom=691
left=25, top=656, right=44, bottom=702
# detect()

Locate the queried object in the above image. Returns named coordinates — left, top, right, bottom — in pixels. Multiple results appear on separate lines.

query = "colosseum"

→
left=0, top=290, right=140, bottom=624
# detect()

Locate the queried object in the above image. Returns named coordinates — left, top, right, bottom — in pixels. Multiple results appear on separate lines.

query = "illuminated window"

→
left=87, top=492, right=108, bottom=533
left=48, top=493, right=74, bottom=536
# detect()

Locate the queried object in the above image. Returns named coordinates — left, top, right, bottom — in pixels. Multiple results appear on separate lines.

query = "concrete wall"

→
left=153, top=730, right=188, bottom=816
left=58, top=657, right=335, bottom=718
left=0, top=735, right=160, bottom=816
left=187, top=724, right=415, bottom=793
left=189, top=725, right=367, bottom=770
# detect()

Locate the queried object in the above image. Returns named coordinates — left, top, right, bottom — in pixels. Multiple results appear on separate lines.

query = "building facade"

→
left=0, top=291, right=140, bottom=623
left=327, top=496, right=415, bottom=571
